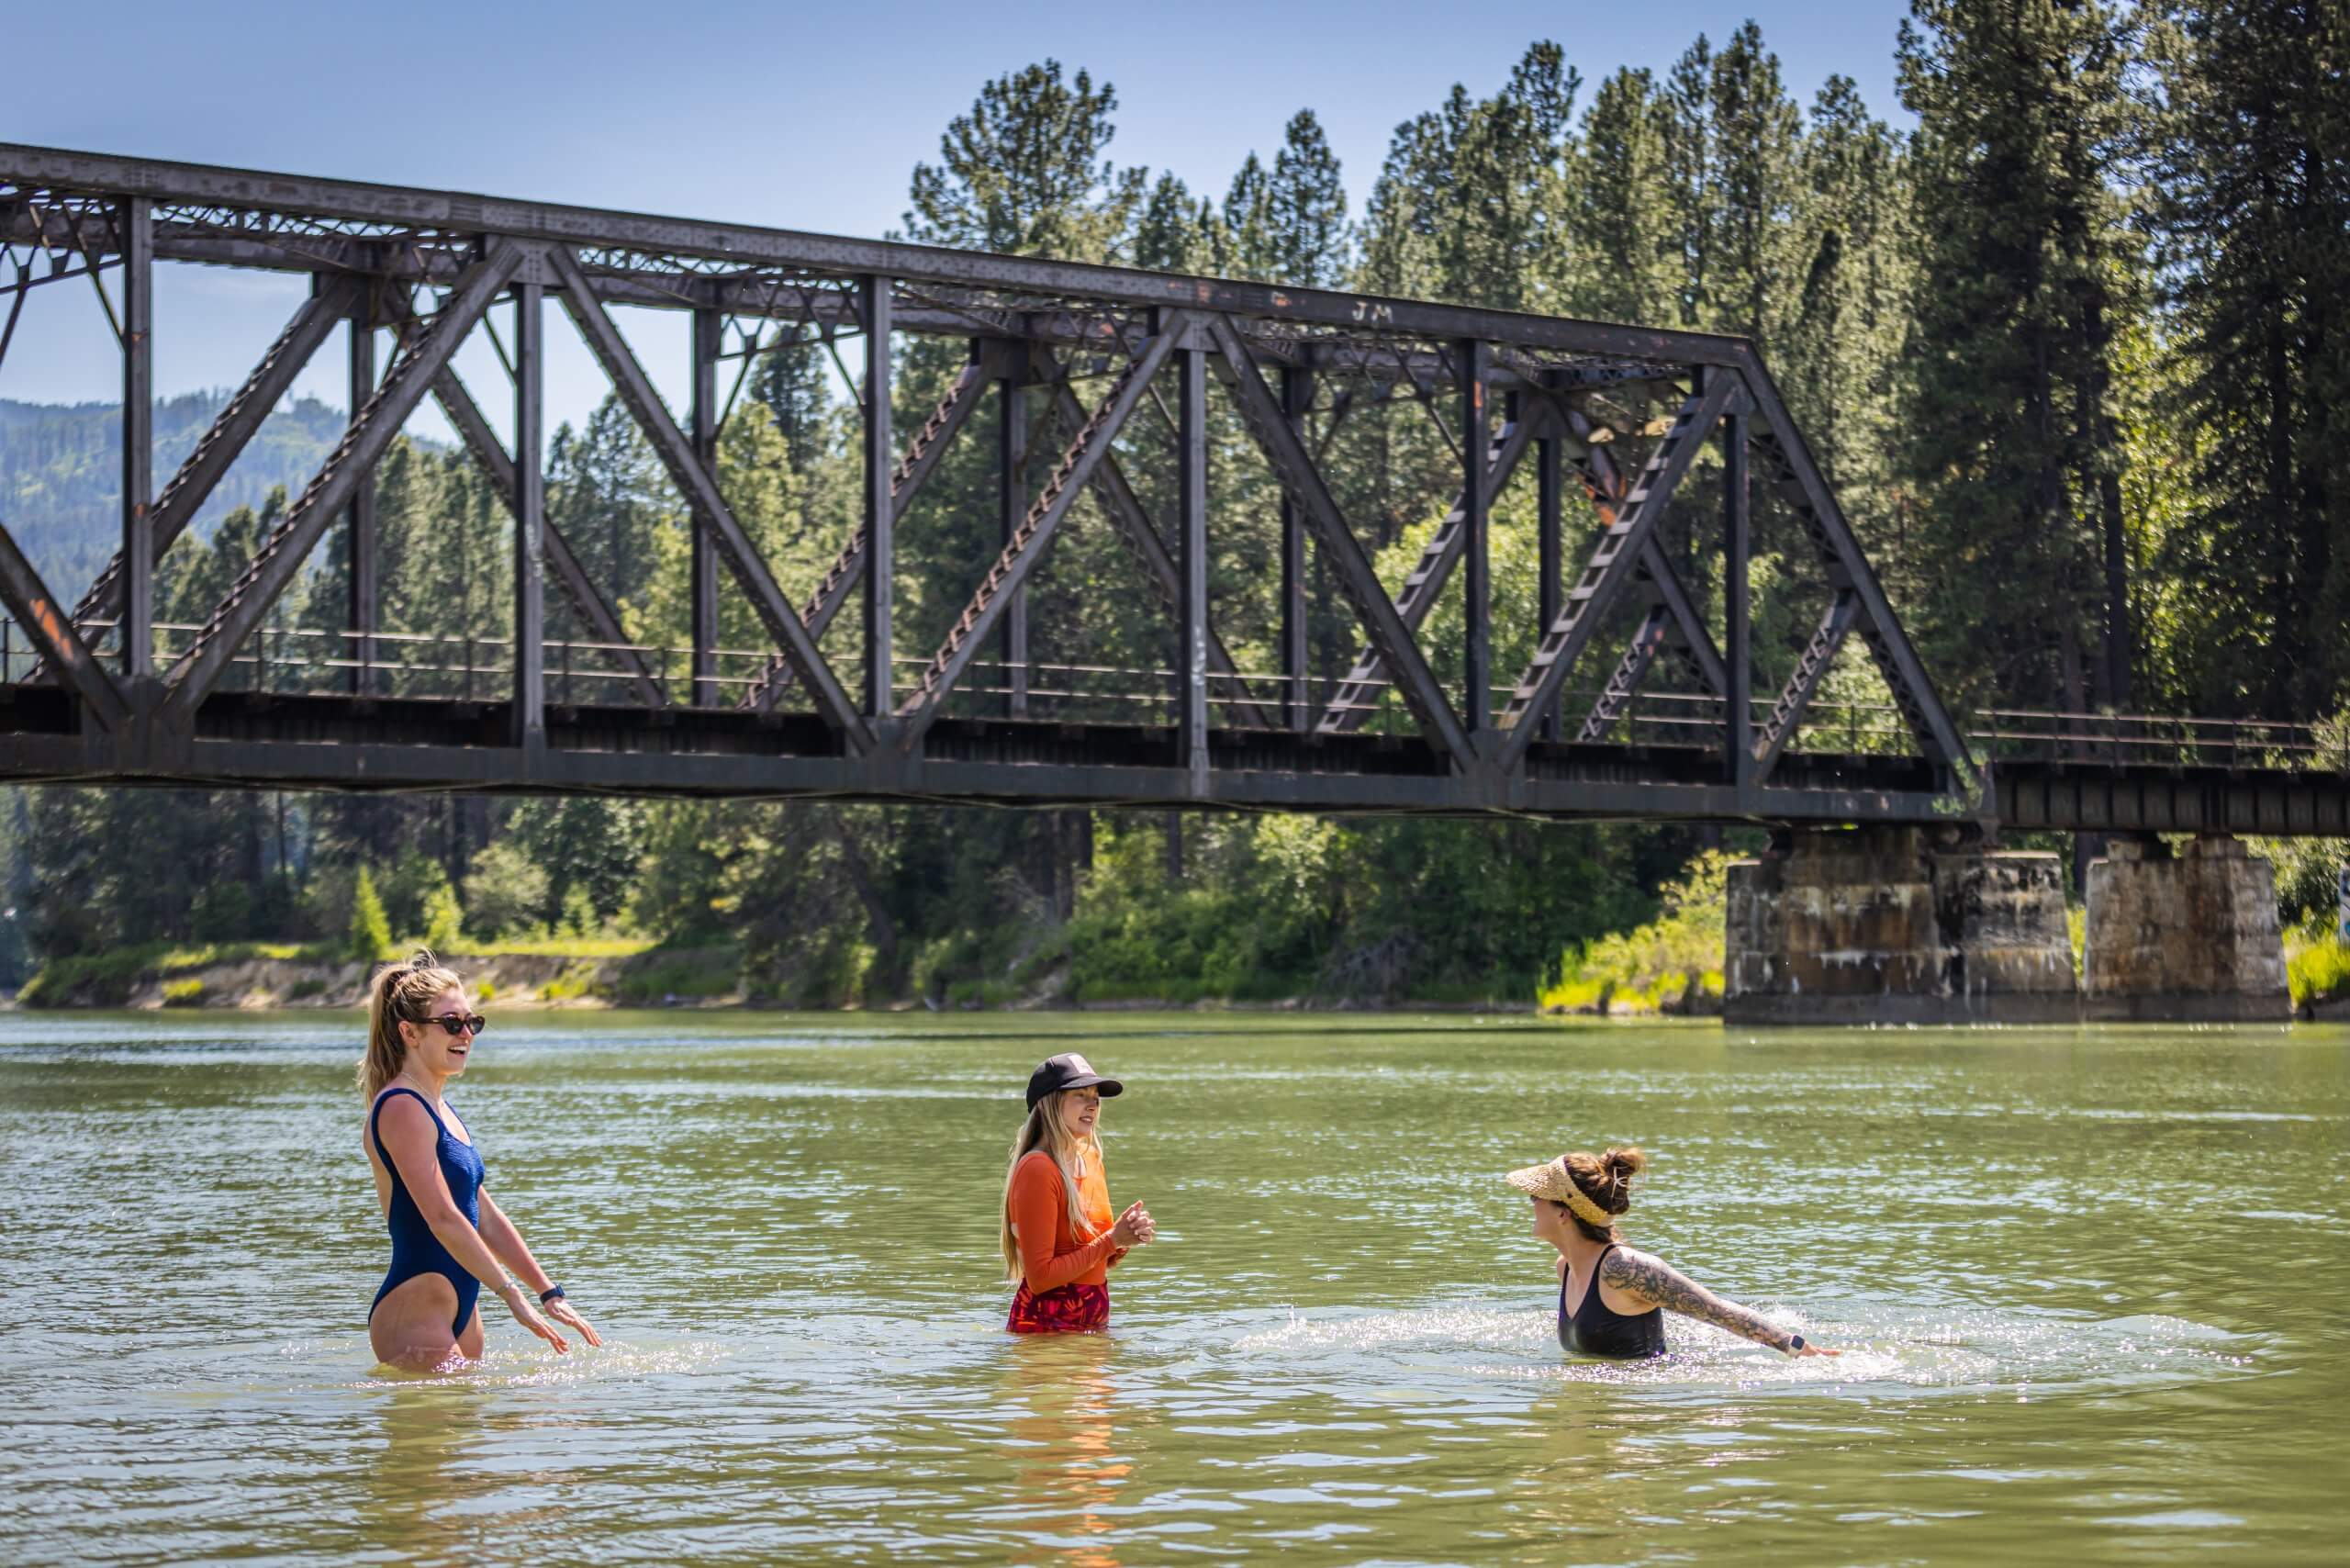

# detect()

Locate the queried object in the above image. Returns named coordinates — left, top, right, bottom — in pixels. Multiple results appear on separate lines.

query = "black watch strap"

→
left=539, top=1284, right=565, bottom=1305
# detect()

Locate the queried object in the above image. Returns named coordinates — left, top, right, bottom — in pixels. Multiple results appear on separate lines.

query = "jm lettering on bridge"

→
left=1, top=144, right=2343, bottom=857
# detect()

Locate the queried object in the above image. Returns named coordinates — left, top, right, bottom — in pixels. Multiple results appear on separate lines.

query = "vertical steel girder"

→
left=1722, top=385, right=1752, bottom=786
left=1176, top=338, right=1209, bottom=789
left=689, top=307, right=721, bottom=707
left=897, top=319, right=1183, bottom=742
left=738, top=348, right=1002, bottom=712
left=1460, top=340, right=1493, bottom=733
left=161, top=242, right=526, bottom=722
left=1280, top=367, right=1310, bottom=731
left=512, top=277, right=545, bottom=748
left=1204, top=312, right=1475, bottom=773
left=1495, top=374, right=1739, bottom=769
left=999, top=353, right=1029, bottom=717
left=1534, top=394, right=1562, bottom=742
left=1314, top=398, right=1548, bottom=735
left=860, top=275, right=892, bottom=718
left=548, top=243, right=872, bottom=752
left=346, top=292, right=378, bottom=694
left=1039, top=367, right=1280, bottom=731
left=118, top=196, right=152, bottom=683
left=419, top=356, right=665, bottom=708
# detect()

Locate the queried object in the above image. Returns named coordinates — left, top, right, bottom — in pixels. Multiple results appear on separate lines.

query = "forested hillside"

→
left=3, top=2, right=2344, bottom=1002
left=0, top=393, right=351, bottom=597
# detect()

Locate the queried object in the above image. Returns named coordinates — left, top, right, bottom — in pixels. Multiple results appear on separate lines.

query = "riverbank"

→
left=4, top=942, right=1556, bottom=1013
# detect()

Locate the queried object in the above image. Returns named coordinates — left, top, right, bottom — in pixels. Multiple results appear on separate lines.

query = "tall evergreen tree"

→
left=2144, top=0, right=2350, bottom=713
left=1571, top=68, right=1681, bottom=324
left=901, top=60, right=1144, bottom=263
left=1896, top=0, right=2140, bottom=712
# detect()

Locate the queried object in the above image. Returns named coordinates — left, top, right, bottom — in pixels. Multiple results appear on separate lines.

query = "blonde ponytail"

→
left=357, top=949, right=465, bottom=1099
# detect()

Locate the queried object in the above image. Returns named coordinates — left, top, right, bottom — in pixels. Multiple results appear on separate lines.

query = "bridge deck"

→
left=1, top=683, right=2339, bottom=834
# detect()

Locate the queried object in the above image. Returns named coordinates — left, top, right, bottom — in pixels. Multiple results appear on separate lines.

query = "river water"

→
left=0, top=1011, right=2343, bottom=1564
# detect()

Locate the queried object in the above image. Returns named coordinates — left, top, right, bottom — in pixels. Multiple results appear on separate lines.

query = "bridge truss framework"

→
left=8, top=143, right=2312, bottom=835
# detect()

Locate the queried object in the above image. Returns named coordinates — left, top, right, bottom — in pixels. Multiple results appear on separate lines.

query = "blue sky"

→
left=3, top=0, right=1918, bottom=445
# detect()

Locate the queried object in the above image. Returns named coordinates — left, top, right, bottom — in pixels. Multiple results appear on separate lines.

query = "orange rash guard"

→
left=1008, top=1148, right=1127, bottom=1294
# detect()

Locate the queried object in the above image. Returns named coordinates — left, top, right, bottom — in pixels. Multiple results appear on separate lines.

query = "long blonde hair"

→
left=999, top=1091, right=1103, bottom=1280
left=357, top=950, right=466, bottom=1100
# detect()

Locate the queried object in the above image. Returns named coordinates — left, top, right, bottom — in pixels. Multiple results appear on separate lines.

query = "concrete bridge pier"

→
left=1725, top=826, right=2077, bottom=1024
left=2082, top=834, right=2290, bottom=1021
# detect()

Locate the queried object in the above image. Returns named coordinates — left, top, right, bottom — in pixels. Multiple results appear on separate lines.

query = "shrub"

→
left=190, top=882, right=255, bottom=944
left=465, top=844, right=551, bottom=942
left=541, top=960, right=600, bottom=1002
left=2287, top=934, right=2350, bottom=1009
left=421, top=885, right=465, bottom=954
left=161, top=978, right=205, bottom=1007
left=349, top=868, right=394, bottom=963
left=285, top=977, right=328, bottom=1002
left=1539, top=852, right=1731, bottom=1014
left=558, top=883, right=599, bottom=938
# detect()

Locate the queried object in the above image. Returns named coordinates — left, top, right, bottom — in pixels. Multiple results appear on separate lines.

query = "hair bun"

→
left=1599, top=1146, right=1646, bottom=1209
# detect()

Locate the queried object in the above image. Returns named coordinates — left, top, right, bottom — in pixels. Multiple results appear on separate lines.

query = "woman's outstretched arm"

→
left=1600, top=1247, right=1837, bottom=1356
left=477, top=1190, right=602, bottom=1347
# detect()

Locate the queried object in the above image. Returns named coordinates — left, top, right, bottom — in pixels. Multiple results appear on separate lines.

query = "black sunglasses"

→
left=423, top=1013, right=487, bottom=1036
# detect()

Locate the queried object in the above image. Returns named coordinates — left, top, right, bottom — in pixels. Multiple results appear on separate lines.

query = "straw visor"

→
left=1505, top=1157, right=1624, bottom=1229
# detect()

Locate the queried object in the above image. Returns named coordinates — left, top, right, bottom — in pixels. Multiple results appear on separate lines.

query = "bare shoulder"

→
left=372, top=1091, right=436, bottom=1148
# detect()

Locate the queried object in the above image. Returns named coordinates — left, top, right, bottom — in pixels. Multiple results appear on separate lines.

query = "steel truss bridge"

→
left=2, top=145, right=2344, bottom=837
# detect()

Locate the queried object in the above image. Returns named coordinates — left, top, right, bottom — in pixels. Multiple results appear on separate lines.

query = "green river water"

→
left=0, top=1011, right=2344, bottom=1565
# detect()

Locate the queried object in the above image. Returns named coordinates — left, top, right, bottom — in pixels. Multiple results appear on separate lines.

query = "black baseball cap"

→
left=1025, top=1052, right=1125, bottom=1110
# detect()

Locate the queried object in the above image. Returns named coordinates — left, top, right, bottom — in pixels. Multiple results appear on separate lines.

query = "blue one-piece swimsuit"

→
left=369, top=1087, right=487, bottom=1338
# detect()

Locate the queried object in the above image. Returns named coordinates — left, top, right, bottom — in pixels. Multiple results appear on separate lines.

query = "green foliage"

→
left=2286, top=933, right=2350, bottom=1010
left=1540, top=852, right=1734, bottom=1014
left=2252, top=837, right=2347, bottom=929
left=464, top=844, right=551, bottom=943
left=540, top=960, right=601, bottom=1003
left=348, top=868, right=394, bottom=964
left=17, top=941, right=325, bottom=1008
left=421, top=884, right=465, bottom=955
left=6, top=32, right=2345, bottom=1017
left=614, top=947, right=740, bottom=1005
left=160, top=978, right=204, bottom=1007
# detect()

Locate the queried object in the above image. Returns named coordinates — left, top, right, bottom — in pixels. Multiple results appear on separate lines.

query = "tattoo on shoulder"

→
left=1601, top=1248, right=1788, bottom=1350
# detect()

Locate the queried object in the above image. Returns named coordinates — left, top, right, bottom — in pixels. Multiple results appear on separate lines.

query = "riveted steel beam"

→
left=548, top=243, right=871, bottom=751
left=162, top=242, right=524, bottom=722
left=1204, top=312, right=1474, bottom=774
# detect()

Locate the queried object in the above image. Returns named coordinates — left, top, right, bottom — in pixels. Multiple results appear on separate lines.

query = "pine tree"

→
left=1571, top=68, right=1681, bottom=323
left=1264, top=111, right=1350, bottom=288
left=2144, top=0, right=2350, bottom=713
left=1896, top=0, right=2140, bottom=712
left=1707, top=22, right=1803, bottom=342
left=350, top=865, right=394, bottom=962
left=901, top=61, right=1145, bottom=263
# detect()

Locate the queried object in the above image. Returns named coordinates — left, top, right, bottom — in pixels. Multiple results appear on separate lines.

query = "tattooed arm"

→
left=1599, top=1247, right=1837, bottom=1356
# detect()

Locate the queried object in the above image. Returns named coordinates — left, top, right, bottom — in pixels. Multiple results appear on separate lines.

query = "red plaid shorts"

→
left=1006, top=1282, right=1110, bottom=1334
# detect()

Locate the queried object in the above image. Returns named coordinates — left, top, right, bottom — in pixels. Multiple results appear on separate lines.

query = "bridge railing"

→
left=1972, top=709, right=2350, bottom=775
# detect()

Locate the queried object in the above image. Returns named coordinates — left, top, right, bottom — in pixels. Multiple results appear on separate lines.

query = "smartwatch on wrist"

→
left=1787, top=1334, right=1807, bottom=1353
left=539, top=1284, right=566, bottom=1305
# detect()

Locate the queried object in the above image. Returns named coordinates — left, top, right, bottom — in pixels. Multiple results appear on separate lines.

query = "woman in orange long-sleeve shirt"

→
left=1001, top=1053, right=1155, bottom=1333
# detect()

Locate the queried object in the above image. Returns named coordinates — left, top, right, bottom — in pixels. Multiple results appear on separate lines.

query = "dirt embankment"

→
left=17, top=948, right=743, bottom=1011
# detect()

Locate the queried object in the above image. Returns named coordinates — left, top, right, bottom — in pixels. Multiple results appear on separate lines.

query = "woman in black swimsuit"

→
left=1505, top=1147, right=1839, bottom=1360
